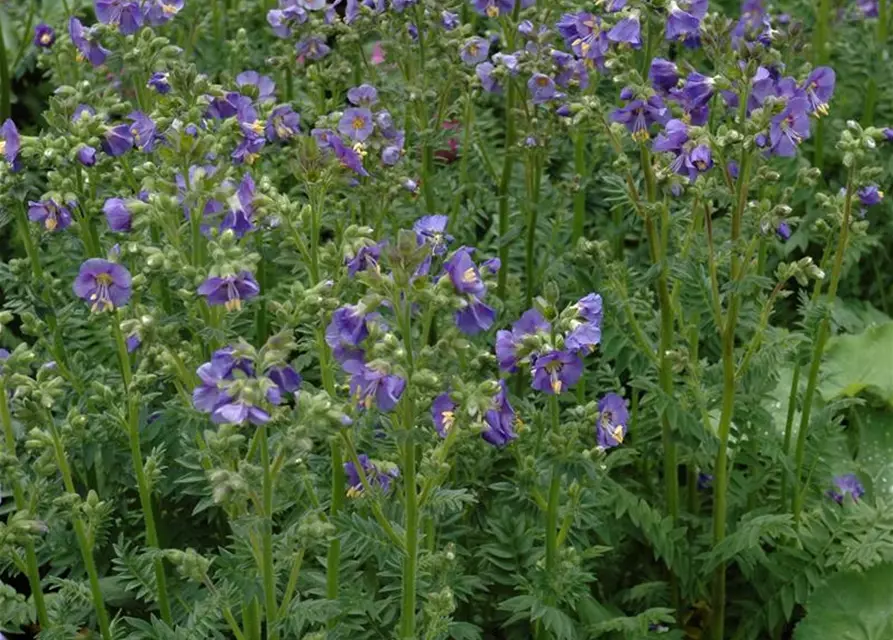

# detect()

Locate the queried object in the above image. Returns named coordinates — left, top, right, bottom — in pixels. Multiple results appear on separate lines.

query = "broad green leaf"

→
left=854, top=408, right=893, bottom=498
left=820, top=322, right=893, bottom=406
left=794, top=563, right=893, bottom=640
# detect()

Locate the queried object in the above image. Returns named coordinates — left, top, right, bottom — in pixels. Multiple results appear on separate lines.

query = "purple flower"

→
left=1, top=120, right=21, bottom=169
left=460, top=37, right=490, bottom=65
left=103, top=124, right=134, bottom=156
left=476, top=62, right=500, bottom=93
left=496, top=309, right=550, bottom=371
left=679, top=72, right=715, bottom=110
left=649, top=58, right=680, bottom=94
left=531, top=350, right=583, bottom=395
left=338, top=108, right=374, bottom=142
left=483, top=381, right=517, bottom=447
left=103, top=198, right=134, bottom=232
left=296, top=36, right=330, bottom=61
left=607, top=15, right=641, bottom=47
left=232, top=131, right=265, bottom=165
left=148, top=72, right=171, bottom=94
left=73, top=259, right=132, bottom=312
left=207, top=92, right=255, bottom=120
left=265, top=105, right=300, bottom=142
left=220, top=174, right=257, bottom=237
left=375, top=110, right=398, bottom=138
left=326, top=305, right=370, bottom=351
left=77, top=145, right=97, bottom=166
left=697, top=473, right=713, bottom=490
left=126, top=334, right=141, bottom=353
left=197, top=272, right=261, bottom=311
left=455, top=297, right=496, bottom=335
left=267, top=365, right=302, bottom=395
left=596, top=393, right=629, bottom=449
left=827, top=474, right=864, bottom=504
left=330, top=136, right=369, bottom=177
left=347, top=84, right=379, bottom=106
left=344, top=454, right=399, bottom=497
left=576, top=293, right=603, bottom=324
left=236, top=71, right=277, bottom=103
left=346, top=243, right=383, bottom=276
left=345, top=360, right=406, bottom=411
left=665, top=0, right=707, bottom=42
left=34, top=24, right=56, bottom=48
left=472, top=0, right=513, bottom=17
left=768, top=98, right=811, bottom=157
left=441, top=10, right=460, bottom=29
left=28, top=199, right=72, bottom=232
left=94, top=0, right=137, bottom=32
left=145, top=0, right=184, bottom=25
left=415, top=215, right=452, bottom=257
left=858, top=185, right=884, bottom=207
left=432, top=393, right=456, bottom=437
left=73, top=104, right=96, bottom=121
left=444, top=247, right=485, bottom=297
left=528, top=74, right=557, bottom=105
left=802, top=67, right=835, bottom=117
left=69, top=17, right=110, bottom=66
left=557, top=12, right=609, bottom=65
left=776, top=222, right=791, bottom=240
left=611, top=93, right=669, bottom=141
left=653, top=119, right=713, bottom=182
left=128, top=111, right=158, bottom=152
left=565, top=322, right=601, bottom=354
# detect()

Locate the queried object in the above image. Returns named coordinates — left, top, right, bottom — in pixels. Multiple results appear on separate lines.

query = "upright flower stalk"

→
left=111, top=313, right=173, bottom=624
left=792, top=166, right=856, bottom=520
left=398, top=294, right=419, bottom=640
left=0, top=376, right=50, bottom=630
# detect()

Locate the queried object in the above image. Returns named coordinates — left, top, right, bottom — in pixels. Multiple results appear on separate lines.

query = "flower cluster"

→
left=192, top=345, right=301, bottom=426
left=497, top=294, right=603, bottom=395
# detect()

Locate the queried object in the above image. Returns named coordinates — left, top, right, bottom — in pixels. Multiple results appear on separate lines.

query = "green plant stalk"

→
left=452, top=90, right=475, bottom=220
left=862, top=0, right=889, bottom=124
left=812, top=0, right=831, bottom=168
left=572, top=131, right=587, bottom=243
left=639, top=146, right=679, bottom=525
left=0, top=14, right=10, bottom=122
left=112, top=317, right=173, bottom=624
left=779, top=364, right=801, bottom=506
left=258, top=425, right=279, bottom=639
left=792, top=169, right=855, bottom=520
left=11, top=1, right=37, bottom=71
left=544, top=395, right=562, bottom=572
left=399, top=403, right=419, bottom=639
left=0, top=383, right=50, bottom=630
left=524, top=150, right=543, bottom=309
left=710, top=146, right=753, bottom=640
left=46, top=417, right=111, bottom=640
left=496, top=79, right=517, bottom=301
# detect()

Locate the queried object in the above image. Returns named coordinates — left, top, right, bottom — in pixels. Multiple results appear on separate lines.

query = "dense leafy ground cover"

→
left=1, top=0, right=893, bottom=638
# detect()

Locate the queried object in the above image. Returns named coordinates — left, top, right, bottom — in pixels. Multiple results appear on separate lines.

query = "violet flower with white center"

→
left=344, top=359, right=405, bottom=411
left=460, top=37, right=490, bottom=65
left=528, top=74, right=557, bottom=105
left=338, top=108, right=374, bottom=142
left=483, top=380, right=517, bottom=447
left=266, top=105, right=301, bottom=142
left=596, top=393, right=629, bottom=449
left=827, top=474, right=864, bottom=504
left=73, top=259, right=132, bottom=312
left=531, top=349, right=584, bottom=395
left=432, top=393, right=456, bottom=437
left=69, top=17, right=110, bottom=66
left=0, top=119, right=20, bottom=169
left=344, top=454, right=399, bottom=497
left=34, top=24, right=56, bottom=48
left=496, top=308, right=550, bottom=372
left=198, top=272, right=261, bottom=311
left=28, top=199, right=73, bottom=232
left=236, top=71, right=277, bottom=103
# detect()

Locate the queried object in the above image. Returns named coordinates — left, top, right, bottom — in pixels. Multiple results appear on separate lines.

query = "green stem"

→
left=0, top=383, right=50, bottom=630
left=572, top=131, right=587, bottom=243
left=792, top=168, right=855, bottom=520
left=779, top=363, right=801, bottom=507
left=813, top=0, right=831, bottom=168
left=544, top=395, right=561, bottom=572
left=399, top=409, right=419, bottom=639
left=11, top=0, right=37, bottom=71
left=259, top=425, right=279, bottom=640
left=711, top=143, right=753, bottom=640
left=862, top=0, right=888, bottom=124
left=112, top=316, right=172, bottom=624
left=47, top=416, right=111, bottom=640
left=524, top=150, right=543, bottom=309
left=497, top=80, right=517, bottom=301
left=0, top=13, right=10, bottom=121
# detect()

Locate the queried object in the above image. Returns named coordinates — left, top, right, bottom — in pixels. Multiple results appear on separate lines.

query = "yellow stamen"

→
left=551, top=379, right=562, bottom=394
left=364, top=394, right=374, bottom=409
left=462, top=267, right=477, bottom=284
left=249, top=120, right=264, bottom=135
left=441, top=410, right=455, bottom=432
left=225, top=298, right=242, bottom=312
left=245, top=153, right=259, bottom=165
left=486, top=5, right=499, bottom=17
left=0, top=141, right=5, bottom=155
left=632, top=129, right=650, bottom=142
left=611, top=424, right=625, bottom=444
left=76, top=52, right=85, bottom=63
left=346, top=486, right=363, bottom=498
left=162, top=3, right=178, bottom=14
left=40, top=34, right=52, bottom=45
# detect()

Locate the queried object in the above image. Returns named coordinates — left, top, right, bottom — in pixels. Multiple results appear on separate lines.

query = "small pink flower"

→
left=371, top=42, right=386, bottom=65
